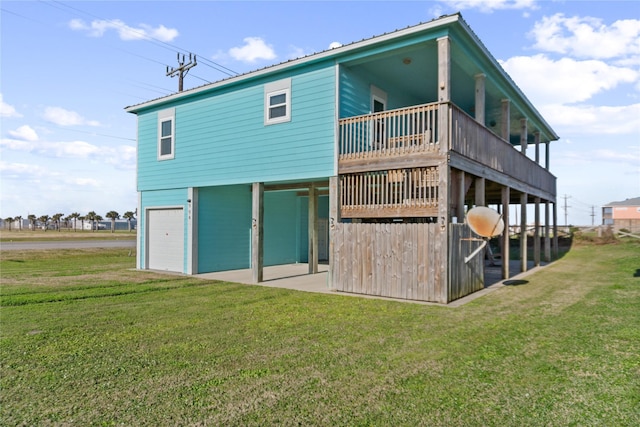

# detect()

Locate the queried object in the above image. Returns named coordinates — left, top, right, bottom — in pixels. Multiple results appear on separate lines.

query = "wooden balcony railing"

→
left=339, top=103, right=440, bottom=161
left=449, top=105, right=556, bottom=196
left=340, top=167, right=439, bottom=218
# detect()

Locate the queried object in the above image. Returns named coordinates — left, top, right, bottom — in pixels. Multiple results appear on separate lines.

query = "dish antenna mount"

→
left=463, top=206, right=505, bottom=264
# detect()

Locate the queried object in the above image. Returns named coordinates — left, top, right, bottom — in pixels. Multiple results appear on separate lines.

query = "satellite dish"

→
left=466, top=206, right=504, bottom=238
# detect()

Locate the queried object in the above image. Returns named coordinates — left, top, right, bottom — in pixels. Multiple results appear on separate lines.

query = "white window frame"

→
left=264, top=78, right=291, bottom=125
left=158, top=108, right=175, bottom=160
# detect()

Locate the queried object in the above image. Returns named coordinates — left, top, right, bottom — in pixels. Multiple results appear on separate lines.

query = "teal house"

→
left=126, top=13, right=559, bottom=303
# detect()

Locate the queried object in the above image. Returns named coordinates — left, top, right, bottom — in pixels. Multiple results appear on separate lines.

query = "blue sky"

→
left=1, top=0, right=639, bottom=225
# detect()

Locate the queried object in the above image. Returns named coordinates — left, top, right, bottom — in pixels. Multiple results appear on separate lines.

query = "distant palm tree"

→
left=14, top=215, right=22, bottom=231
left=123, top=211, right=135, bottom=232
left=69, top=212, right=80, bottom=232
left=78, top=215, right=86, bottom=231
left=86, top=211, right=97, bottom=232
left=38, top=215, right=50, bottom=231
left=4, top=217, right=13, bottom=231
left=106, top=211, right=120, bottom=233
left=28, top=214, right=36, bottom=231
left=94, top=214, right=103, bottom=231
left=52, top=213, right=64, bottom=232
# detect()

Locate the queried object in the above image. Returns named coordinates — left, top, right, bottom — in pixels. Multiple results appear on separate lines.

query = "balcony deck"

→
left=338, top=102, right=556, bottom=218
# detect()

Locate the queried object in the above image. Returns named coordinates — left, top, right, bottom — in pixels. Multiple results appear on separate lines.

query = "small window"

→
left=264, top=78, right=291, bottom=125
left=158, top=108, right=175, bottom=160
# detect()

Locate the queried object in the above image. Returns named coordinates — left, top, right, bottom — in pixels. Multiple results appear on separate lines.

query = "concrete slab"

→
left=194, top=258, right=549, bottom=306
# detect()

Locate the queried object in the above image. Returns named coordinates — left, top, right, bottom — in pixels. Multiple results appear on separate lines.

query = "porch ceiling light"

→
left=402, top=57, right=412, bottom=65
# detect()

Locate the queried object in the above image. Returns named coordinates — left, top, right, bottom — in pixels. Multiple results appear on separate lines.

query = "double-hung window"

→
left=264, top=78, right=291, bottom=125
left=158, top=108, right=175, bottom=160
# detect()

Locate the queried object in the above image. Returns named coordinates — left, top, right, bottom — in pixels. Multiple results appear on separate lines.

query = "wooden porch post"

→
left=252, top=182, right=264, bottom=283
left=474, top=73, right=485, bottom=125
left=545, top=142, right=550, bottom=170
left=308, top=183, right=319, bottom=274
left=457, top=170, right=465, bottom=222
left=534, top=197, right=541, bottom=267
left=520, top=192, right=528, bottom=273
left=544, top=200, right=551, bottom=262
left=520, top=118, right=528, bottom=155
left=534, top=132, right=540, bottom=165
left=501, top=99, right=510, bottom=141
left=437, top=35, right=451, bottom=303
left=553, top=202, right=559, bottom=259
left=501, top=186, right=510, bottom=280
left=475, top=177, right=485, bottom=207
left=328, top=176, right=339, bottom=288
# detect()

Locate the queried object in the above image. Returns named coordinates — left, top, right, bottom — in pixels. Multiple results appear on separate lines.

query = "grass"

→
left=1, top=240, right=639, bottom=426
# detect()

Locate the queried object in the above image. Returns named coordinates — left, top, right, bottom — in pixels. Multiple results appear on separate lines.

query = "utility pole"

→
left=166, top=53, right=197, bottom=92
left=563, top=194, right=571, bottom=229
left=591, top=205, right=596, bottom=226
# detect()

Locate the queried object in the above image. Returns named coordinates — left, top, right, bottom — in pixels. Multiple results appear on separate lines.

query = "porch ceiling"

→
left=341, top=40, right=557, bottom=145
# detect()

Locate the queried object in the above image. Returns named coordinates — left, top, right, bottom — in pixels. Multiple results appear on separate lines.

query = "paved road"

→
left=0, top=240, right=136, bottom=251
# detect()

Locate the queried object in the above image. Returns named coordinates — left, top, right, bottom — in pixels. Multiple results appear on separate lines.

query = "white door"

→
left=147, top=208, right=184, bottom=272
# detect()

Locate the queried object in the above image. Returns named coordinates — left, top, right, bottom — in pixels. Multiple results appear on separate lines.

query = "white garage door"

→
left=147, top=208, right=184, bottom=272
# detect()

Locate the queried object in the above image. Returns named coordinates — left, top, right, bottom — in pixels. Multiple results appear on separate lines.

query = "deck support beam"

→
left=534, top=197, right=541, bottom=267
left=328, top=176, right=339, bottom=288
left=251, top=182, right=264, bottom=283
left=544, top=200, right=551, bottom=262
left=308, top=183, right=319, bottom=274
left=520, top=192, right=528, bottom=273
left=501, top=186, right=510, bottom=280
left=553, top=201, right=559, bottom=259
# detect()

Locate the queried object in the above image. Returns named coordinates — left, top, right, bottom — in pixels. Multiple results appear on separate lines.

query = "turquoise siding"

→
left=296, top=195, right=329, bottom=262
left=197, top=185, right=252, bottom=273
left=264, top=191, right=300, bottom=266
left=339, top=66, right=423, bottom=118
left=138, top=66, right=336, bottom=192
left=197, top=186, right=318, bottom=273
left=140, top=188, right=189, bottom=271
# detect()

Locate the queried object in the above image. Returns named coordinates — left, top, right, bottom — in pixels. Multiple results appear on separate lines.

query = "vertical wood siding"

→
left=332, top=222, right=446, bottom=302
left=448, top=224, right=485, bottom=301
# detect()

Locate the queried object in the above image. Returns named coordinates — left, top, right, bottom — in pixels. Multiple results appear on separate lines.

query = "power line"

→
left=44, top=0, right=238, bottom=79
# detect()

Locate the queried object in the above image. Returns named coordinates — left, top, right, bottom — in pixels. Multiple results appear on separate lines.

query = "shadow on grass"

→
left=503, top=279, right=529, bottom=286
left=634, top=269, right=640, bottom=278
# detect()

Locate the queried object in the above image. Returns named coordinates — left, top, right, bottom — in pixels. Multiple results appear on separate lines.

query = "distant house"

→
left=602, top=197, right=640, bottom=233
left=125, top=13, right=559, bottom=303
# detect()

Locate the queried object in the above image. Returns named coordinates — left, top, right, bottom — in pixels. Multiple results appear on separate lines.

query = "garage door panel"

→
left=148, top=208, right=184, bottom=272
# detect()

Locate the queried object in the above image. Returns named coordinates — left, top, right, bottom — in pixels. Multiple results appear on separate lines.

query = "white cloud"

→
left=500, top=54, right=638, bottom=105
left=8, top=125, right=39, bottom=142
left=43, top=107, right=101, bottom=127
left=287, top=46, right=307, bottom=60
left=329, top=42, right=343, bottom=49
left=0, top=136, right=136, bottom=171
left=0, top=138, right=100, bottom=158
left=229, top=37, right=277, bottom=63
left=0, top=161, right=51, bottom=180
left=438, top=0, right=537, bottom=13
left=0, top=94, right=22, bottom=118
left=529, top=14, right=640, bottom=60
left=69, top=18, right=178, bottom=42
left=540, top=103, right=640, bottom=136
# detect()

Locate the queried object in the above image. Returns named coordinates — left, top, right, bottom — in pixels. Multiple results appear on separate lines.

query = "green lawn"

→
left=1, top=241, right=639, bottom=426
